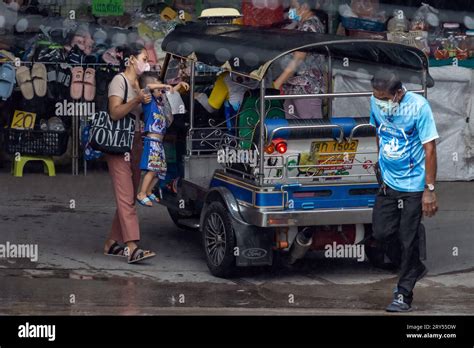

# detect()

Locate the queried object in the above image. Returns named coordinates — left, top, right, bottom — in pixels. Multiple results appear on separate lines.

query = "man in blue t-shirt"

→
left=369, top=69, right=439, bottom=312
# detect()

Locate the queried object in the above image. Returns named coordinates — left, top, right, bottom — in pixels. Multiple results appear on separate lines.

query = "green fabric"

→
left=237, top=92, right=285, bottom=150
left=429, top=58, right=474, bottom=69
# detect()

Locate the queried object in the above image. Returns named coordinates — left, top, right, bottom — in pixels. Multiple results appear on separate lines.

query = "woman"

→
left=103, top=43, right=156, bottom=264
left=274, top=0, right=326, bottom=119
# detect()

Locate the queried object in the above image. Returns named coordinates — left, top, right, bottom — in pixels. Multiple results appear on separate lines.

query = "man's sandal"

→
left=127, top=248, right=156, bottom=264
left=104, top=242, right=126, bottom=257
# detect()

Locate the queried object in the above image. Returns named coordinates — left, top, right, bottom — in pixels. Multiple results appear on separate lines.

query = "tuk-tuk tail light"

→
left=265, top=143, right=275, bottom=154
left=275, top=141, right=287, bottom=154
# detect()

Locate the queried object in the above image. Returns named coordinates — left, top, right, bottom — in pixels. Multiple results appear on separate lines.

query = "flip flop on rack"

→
left=70, top=66, right=84, bottom=100
left=31, top=63, right=48, bottom=98
left=16, top=66, right=35, bottom=100
left=83, top=67, right=96, bottom=102
left=0, top=63, right=16, bottom=101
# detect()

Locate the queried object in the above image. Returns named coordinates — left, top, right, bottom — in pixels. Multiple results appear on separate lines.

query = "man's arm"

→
left=422, top=140, right=438, bottom=217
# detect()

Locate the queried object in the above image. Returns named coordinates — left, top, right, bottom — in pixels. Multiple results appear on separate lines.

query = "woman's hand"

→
left=137, top=89, right=152, bottom=104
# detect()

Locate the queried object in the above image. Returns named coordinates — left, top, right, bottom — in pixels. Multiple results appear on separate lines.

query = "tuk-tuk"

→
left=158, top=20, right=431, bottom=278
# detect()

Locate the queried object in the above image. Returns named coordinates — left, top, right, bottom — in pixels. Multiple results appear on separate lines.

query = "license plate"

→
left=309, top=140, right=359, bottom=172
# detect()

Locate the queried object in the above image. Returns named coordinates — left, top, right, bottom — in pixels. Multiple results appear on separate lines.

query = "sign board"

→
left=11, top=110, right=36, bottom=130
left=92, top=0, right=124, bottom=16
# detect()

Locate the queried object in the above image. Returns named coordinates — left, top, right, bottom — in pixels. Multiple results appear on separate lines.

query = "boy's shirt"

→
left=370, top=91, right=439, bottom=192
left=142, top=94, right=172, bottom=135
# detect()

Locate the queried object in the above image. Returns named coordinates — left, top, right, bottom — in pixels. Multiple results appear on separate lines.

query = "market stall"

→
left=0, top=0, right=201, bottom=175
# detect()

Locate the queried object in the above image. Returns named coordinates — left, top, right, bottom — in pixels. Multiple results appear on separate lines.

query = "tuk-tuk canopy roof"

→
left=162, top=22, right=430, bottom=81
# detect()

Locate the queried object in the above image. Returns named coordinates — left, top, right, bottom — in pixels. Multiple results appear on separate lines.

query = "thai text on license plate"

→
left=310, top=140, right=359, bottom=171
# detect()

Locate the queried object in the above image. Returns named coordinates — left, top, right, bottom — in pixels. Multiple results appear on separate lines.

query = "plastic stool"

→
left=12, top=155, right=56, bottom=177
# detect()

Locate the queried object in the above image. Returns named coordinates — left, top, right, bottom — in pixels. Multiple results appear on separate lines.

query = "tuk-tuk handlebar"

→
left=349, top=123, right=376, bottom=142
left=266, top=124, right=345, bottom=146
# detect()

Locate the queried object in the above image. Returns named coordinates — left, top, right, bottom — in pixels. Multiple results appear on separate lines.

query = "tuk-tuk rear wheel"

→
left=202, top=201, right=237, bottom=278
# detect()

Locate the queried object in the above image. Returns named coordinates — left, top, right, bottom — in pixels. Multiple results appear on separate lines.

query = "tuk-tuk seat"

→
left=237, top=89, right=285, bottom=150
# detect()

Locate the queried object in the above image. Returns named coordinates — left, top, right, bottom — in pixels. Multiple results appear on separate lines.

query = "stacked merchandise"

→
left=0, top=0, right=193, bottom=166
left=336, top=1, right=474, bottom=66
left=338, top=0, right=387, bottom=40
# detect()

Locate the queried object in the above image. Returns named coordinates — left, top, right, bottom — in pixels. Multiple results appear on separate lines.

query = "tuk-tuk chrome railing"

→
left=217, top=133, right=261, bottom=180
left=349, top=124, right=376, bottom=142
left=188, top=124, right=256, bottom=155
left=261, top=151, right=379, bottom=183
left=266, top=124, right=345, bottom=146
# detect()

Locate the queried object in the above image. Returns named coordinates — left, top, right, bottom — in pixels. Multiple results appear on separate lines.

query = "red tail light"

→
left=275, top=140, right=287, bottom=154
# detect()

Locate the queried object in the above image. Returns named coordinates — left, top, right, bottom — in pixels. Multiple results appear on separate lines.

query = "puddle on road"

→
left=0, top=267, right=472, bottom=315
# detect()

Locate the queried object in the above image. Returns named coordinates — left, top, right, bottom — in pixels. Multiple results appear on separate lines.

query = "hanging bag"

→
left=88, top=74, right=137, bottom=154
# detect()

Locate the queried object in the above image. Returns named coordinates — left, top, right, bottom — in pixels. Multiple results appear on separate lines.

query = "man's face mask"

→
left=374, top=90, right=403, bottom=115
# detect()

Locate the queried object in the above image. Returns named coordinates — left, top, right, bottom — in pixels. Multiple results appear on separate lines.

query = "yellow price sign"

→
left=11, top=110, right=36, bottom=130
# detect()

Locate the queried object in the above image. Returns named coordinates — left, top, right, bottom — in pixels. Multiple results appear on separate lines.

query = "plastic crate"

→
left=340, top=16, right=386, bottom=32
left=3, top=128, right=69, bottom=156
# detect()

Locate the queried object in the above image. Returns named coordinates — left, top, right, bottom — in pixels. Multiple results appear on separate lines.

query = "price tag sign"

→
left=11, top=110, right=36, bottom=130
left=92, top=0, right=124, bottom=16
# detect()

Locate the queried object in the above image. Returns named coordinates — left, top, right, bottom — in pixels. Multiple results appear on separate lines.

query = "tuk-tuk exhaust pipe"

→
left=288, top=227, right=313, bottom=265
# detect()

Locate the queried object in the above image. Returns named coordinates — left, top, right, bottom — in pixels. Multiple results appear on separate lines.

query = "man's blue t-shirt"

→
left=370, top=92, right=439, bottom=192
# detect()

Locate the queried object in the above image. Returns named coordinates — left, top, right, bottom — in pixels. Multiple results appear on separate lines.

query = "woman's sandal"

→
left=127, top=247, right=156, bottom=264
left=104, top=242, right=126, bottom=257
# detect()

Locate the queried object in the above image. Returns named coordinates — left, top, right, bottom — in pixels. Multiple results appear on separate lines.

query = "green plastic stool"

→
left=12, top=155, right=56, bottom=177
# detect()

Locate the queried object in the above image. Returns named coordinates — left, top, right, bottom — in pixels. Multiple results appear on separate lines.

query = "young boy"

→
left=136, top=72, right=188, bottom=207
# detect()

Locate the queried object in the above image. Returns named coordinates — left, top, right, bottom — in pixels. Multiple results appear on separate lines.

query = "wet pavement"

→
left=0, top=172, right=473, bottom=315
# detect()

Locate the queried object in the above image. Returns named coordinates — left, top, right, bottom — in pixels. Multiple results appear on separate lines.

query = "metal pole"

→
left=259, top=79, right=266, bottom=186
left=187, top=61, right=196, bottom=156
left=327, top=48, right=333, bottom=119
left=422, top=69, right=428, bottom=98
left=264, top=90, right=426, bottom=101
left=160, top=53, right=171, bottom=82
left=72, top=108, right=78, bottom=175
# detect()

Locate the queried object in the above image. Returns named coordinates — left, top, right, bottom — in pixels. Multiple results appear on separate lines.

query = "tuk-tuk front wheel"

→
left=202, top=201, right=237, bottom=278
